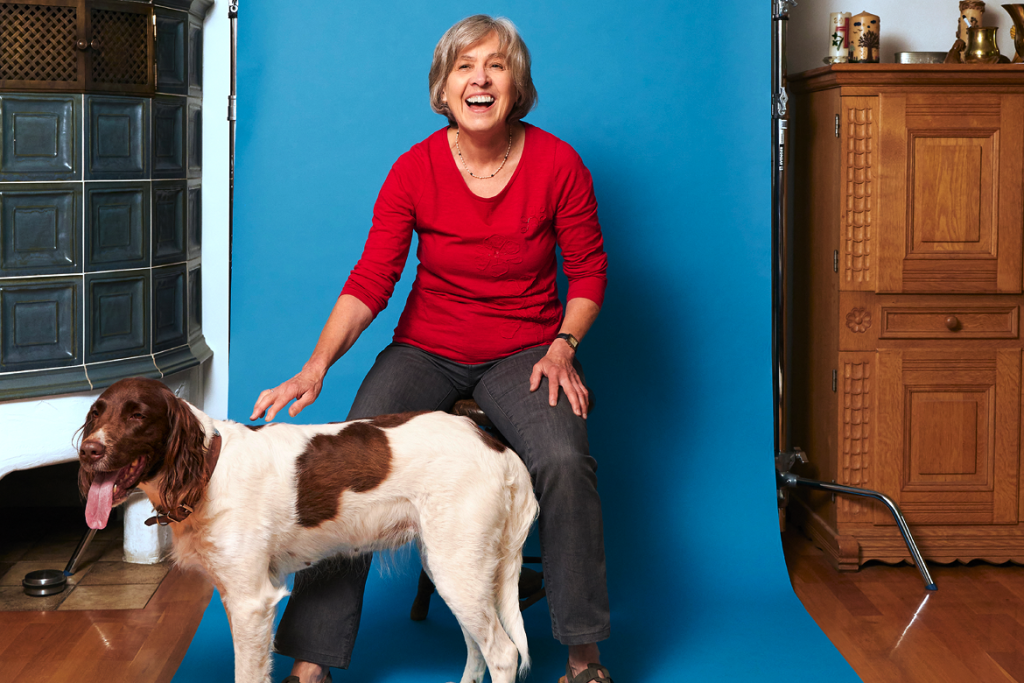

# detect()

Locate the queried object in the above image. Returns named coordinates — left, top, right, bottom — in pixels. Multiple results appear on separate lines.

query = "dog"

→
left=77, top=377, right=538, bottom=683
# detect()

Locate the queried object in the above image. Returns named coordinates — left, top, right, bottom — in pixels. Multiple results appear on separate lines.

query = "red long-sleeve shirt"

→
left=342, top=123, right=608, bottom=364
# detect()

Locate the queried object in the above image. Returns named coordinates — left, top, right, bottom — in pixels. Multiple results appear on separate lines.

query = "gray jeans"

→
left=273, top=343, right=611, bottom=668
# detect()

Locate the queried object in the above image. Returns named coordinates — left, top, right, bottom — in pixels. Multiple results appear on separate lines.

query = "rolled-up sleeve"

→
left=553, top=142, right=608, bottom=307
left=340, top=156, right=419, bottom=317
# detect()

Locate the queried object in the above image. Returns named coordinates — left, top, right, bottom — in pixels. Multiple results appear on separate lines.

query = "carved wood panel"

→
left=837, top=352, right=875, bottom=520
left=840, top=97, right=876, bottom=291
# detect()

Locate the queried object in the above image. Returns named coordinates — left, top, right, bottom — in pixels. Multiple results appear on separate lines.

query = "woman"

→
left=251, top=15, right=613, bottom=683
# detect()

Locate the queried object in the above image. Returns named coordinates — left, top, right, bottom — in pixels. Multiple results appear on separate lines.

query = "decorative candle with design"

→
left=850, top=11, right=881, bottom=63
left=958, top=0, right=986, bottom=45
left=830, top=12, right=852, bottom=62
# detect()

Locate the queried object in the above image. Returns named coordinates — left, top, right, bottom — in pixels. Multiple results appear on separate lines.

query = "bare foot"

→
left=563, top=643, right=601, bottom=681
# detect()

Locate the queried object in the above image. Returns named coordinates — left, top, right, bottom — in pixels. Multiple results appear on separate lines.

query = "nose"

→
left=471, top=64, right=490, bottom=86
left=81, top=439, right=106, bottom=462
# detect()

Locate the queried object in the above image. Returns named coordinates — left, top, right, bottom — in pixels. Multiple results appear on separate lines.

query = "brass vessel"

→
left=1004, top=4, right=1024, bottom=62
left=964, top=26, right=1003, bottom=63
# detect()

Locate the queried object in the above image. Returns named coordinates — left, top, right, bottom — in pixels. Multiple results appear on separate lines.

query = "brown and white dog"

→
left=77, top=377, right=538, bottom=683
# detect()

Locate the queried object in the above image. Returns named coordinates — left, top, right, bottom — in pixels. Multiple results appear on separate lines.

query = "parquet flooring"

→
left=784, top=527, right=1024, bottom=683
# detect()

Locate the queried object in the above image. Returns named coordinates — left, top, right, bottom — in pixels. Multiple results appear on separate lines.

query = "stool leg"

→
left=410, top=569, right=435, bottom=621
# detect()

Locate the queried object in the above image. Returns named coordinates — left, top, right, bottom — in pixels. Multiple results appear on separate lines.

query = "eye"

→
left=130, top=412, right=145, bottom=420
left=490, top=62, right=505, bottom=69
left=457, top=64, right=471, bottom=70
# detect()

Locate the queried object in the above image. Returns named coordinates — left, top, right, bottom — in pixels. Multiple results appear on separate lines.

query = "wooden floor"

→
left=0, top=566, right=213, bottom=683
left=4, top=527, right=1024, bottom=682
left=784, top=527, right=1024, bottom=683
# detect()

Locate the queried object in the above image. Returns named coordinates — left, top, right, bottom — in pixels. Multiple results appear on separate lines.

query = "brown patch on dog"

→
left=295, top=422, right=392, bottom=527
left=245, top=424, right=272, bottom=431
left=369, top=411, right=430, bottom=428
left=475, top=428, right=506, bottom=453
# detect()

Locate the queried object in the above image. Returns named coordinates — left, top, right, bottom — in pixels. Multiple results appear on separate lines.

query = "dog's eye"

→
left=130, top=412, right=144, bottom=420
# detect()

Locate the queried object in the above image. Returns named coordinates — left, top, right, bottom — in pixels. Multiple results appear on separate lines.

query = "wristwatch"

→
left=555, top=333, right=579, bottom=352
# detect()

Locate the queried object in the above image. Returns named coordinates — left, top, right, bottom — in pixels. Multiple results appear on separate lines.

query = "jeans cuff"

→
left=272, top=638, right=352, bottom=670
left=554, top=627, right=612, bottom=647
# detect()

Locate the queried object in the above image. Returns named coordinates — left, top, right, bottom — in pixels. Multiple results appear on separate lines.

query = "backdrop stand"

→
left=769, top=0, right=935, bottom=592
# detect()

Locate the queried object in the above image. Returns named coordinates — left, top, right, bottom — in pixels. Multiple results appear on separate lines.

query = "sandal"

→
left=281, top=674, right=332, bottom=683
left=559, top=661, right=614, bottom=683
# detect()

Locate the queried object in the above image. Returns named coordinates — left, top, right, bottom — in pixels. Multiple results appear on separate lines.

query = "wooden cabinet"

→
left=790, top=65, right=1024, bottom=570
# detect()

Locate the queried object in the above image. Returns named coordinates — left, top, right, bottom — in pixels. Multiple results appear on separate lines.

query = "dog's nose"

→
left=81, top=439, right=106, bottom=461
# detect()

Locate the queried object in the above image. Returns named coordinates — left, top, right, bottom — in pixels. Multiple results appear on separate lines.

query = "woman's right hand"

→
left=250, top=364, right=326, bottom=422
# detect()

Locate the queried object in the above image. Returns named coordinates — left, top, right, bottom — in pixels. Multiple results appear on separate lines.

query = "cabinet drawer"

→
left=880, top=305, right=1018, bottom=339
left=839, top=292, right=1022, bottom=350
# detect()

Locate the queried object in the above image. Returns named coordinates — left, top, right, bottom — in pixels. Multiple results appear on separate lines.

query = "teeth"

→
left=467, top=96, right=494, bottom=105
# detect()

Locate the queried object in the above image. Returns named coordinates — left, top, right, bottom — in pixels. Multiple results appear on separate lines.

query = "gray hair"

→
left=428, top=15, right=537, bottom=124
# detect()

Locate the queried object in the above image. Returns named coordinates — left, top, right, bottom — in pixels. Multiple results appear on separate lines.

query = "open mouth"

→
left=466, top=94, right=495, bottom=112
left=85, top=455, right=149, bottom=530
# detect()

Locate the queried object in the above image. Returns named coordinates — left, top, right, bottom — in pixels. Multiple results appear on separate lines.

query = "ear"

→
left=159, top=392, right=210, bottom=514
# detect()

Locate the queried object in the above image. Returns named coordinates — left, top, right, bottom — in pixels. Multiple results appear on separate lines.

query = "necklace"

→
left=455, top=128, right=513, bottom=179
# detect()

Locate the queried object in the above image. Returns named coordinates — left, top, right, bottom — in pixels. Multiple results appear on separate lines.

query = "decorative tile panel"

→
left=0, top=277, right=79, bottom=372
left=85, top=182, right=149, bottom=271
left=152, top=264, right=186, bottom=351
left=155, top=9, right=187, bottom=95
left=0, top=183, right=81, bottom=276
left=85, top=270, right=148, bottom=362
left=152, top=95, right=185, bottom=178
left=188, top=18, right=203, bottom=96
left=187, top=100, right=201, bottom=176
left=188, top=262, right=201, bottom=338
left=0, top=95, right=79, bottom=181
left=187, top=180, right=200, bottom=259
left=152, top=180, right=185, bottom=265
left=85, top=95, right=148, bottom=180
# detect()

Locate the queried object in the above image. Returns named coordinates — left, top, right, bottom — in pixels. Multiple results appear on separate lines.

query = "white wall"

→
left=788, top=0, right=1017, bottom=74
left=0, top=2, right=231, bottom=480
left=202, top=1, right=230, bottom=420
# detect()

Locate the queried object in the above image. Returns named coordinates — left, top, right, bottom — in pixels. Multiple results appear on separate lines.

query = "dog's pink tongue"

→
left=86, top=471, right=118, bottom=529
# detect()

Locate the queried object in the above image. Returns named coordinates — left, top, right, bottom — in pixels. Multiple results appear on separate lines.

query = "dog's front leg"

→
left=220, top=576, right=289, bottom=683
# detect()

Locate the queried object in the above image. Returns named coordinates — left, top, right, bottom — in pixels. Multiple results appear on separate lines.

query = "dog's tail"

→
left=497, top=450, right=539, bottom=678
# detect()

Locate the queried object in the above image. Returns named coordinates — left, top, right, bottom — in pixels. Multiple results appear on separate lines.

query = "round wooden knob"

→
left=90, top=39, right=100, bottom=50
left=945, top=315, right=960, bottom=331
left=76, top=40, right=88, bottom=50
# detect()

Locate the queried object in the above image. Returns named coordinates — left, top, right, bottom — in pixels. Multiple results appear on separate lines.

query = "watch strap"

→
left=556, top=333, right=579, bottom=351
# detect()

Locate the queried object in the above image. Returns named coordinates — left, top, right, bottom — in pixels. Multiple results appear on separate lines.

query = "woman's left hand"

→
left=529, top=340, right=589, bottom=419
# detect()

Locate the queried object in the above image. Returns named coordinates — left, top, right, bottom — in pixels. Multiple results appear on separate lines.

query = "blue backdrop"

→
left=210, top=1, right=863, bottom=681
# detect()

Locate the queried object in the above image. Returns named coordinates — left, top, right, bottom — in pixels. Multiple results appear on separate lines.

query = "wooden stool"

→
left=409, top=398, right=547, bottom=620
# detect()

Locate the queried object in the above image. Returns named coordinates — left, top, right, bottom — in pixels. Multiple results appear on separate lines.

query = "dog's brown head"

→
left=78, top=377, right=208, bottom=530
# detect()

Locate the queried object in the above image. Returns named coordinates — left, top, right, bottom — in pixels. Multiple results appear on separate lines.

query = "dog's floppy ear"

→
left=159, top=392, right=210, bottom=514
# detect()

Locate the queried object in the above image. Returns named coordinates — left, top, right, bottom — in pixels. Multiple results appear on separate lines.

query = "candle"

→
left=830, top=13, right=852, bottom=62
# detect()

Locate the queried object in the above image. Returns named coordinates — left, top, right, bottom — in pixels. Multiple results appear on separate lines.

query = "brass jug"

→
left=1004, top=4, right=1024, bottom=63
left=964, top=26, right=1003, bottom=63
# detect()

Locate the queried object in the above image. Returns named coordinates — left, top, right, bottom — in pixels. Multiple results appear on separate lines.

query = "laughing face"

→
left=443, top=31, right=517, bottom=135
left=78, top=378, right=176, bottom=529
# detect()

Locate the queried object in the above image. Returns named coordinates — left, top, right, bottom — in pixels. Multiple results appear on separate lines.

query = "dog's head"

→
left=78, top=377, right=207, bottom=530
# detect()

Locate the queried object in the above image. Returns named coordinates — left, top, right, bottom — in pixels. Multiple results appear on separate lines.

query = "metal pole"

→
left=227, top=0, right=238, bottom=352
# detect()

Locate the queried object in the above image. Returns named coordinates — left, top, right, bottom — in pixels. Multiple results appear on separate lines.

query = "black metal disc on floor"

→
left=22, top=569, right=67, bottom=597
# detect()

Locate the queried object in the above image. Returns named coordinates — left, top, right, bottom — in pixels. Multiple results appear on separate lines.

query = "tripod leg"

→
left=781, top=473, right=937, bottom=591
left=64, top=528, right=98, bottom=577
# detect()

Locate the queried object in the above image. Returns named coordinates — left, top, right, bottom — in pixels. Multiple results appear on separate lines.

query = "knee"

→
left=528, top=444, right=598, bottom=495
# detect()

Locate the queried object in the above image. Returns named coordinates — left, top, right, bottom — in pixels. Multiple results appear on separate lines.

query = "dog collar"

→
left=145, top=430, right=222, bottom=527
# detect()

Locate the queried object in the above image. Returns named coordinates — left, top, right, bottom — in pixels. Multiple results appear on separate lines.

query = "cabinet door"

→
left=871, top=348, right=1020, bottom=526
left=864, top=94, right=1024, bottom=294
